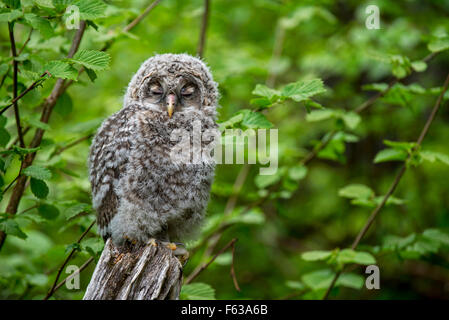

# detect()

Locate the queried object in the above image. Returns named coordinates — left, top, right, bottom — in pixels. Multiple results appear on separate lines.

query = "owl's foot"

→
left=147, top=238, right=158, bottom=247
left=162, top=241, right=189, bottom=267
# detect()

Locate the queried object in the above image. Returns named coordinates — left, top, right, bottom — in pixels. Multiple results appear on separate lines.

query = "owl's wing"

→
left=88, top=107, right=136, bottom=240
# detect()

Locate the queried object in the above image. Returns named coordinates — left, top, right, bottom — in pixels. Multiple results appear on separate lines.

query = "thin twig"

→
left=323, top=71, right=449, bottom=300
left=44, top=220, right=95, bottom=300
left=8, top=22, right=25, bottom=148
left=0, top=71, right=51, bottom=116
left=52, top=257, right=94, bottom=297
left=18, top=28, right=33, bottom=55
left=54, top=134, right=93, bottom=156
left=230, top=240, right=240, bottom=291
left=197, top=0, right=210, bottom=58
left=0, top=22, right=87, bottom=252
left=123, top=0, right=162, bottom=32
left=185, top=238, right=238, bottom=284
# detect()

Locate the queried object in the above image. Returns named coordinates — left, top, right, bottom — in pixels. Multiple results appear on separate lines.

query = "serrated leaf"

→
left=30, top=178, right=49, bottom=199
left=37, top=204, right=60, bottom=220
left=23, top=165, right=52, bottom=180
left=374, top=148, right=408, bottom=163
left=44, top=61, right=78, bottom=80
left=24, top=13, right=54, bottom=38
left=252, top=84, right=281, bottom=100
left=241, top=111, right=273, bottom=129
left=70, top=49, right=110, bottom=71
left=180, top=283, right=216, bottom=300
left=73, top=0, right=107, bottom=20
left=281, top=79, right=326, bottom=102
left=338, top=184, right=374, bottom=199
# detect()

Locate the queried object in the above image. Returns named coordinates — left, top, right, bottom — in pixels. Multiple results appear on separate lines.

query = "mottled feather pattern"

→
left=89, top=54, right=219, bottom=246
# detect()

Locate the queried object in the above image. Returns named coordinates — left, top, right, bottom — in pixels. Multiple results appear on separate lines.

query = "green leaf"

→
left=85, top=68, right=98, bottom=82
left=420, top=150, right=449, bottom=166
left=338, top=273, right=364, bottom=290
left=301, top=250, right=332, bottom=261
left=0, top=10, right=23, bottom=22
left=30, top=178, right=49, bottom=199
left=0, top=219, right=27, bottom=239
left=288, top=165, right=307, bottom=181
left=411, top=61, right=427, bottom=72
left=241, top=111, right=273, bottom=129
left=70, top=49, right=111, bottom=71
left=44, top=61, right=78, bottom=80
left=54, top=92, right=73, bottom=116
left=305, top=109, right=334, bottom=122
left=74, top=0, right=108, bottom=20
left=422, top=229, right=449, bottom=247
left=341, top=112, right=361, bottom=130
left=252, top=84, right=280, bottom=100
left=338, top=184, right=374, bottom=199
left=428, top=37, right=449, bottom=53
left=337, top=249, right=376, bottom=265
left=23, top=165, right=52, bottom=180
left=0, top=128, right=10, bottom=148
left=286, top=280, right=305, bottom=291
left=254, top=172, right=281, bottom=189
left=65, top=202, right=91, bottom=220
left=374, top=148, right=408, bottom=163
left=180, top=283, right=216, bottom=300
left=25, top=118, right=50, bottom=130
left=82, top=237, right=104, bottom=257
left=281, top=79, right=326, bottom=102
left=37, top=204, right=60, bottom=220
left=23, top=13, right=54, bottom=38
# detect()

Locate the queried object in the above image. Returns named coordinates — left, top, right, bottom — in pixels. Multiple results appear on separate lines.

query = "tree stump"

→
left=83, top=239, right=183, bottom=300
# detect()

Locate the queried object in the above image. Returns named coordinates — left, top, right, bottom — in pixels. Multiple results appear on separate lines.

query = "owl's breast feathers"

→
left=89, top=104, right=217, bottom=242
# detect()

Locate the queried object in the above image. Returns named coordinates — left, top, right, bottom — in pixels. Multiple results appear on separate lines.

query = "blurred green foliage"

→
left=0, top=0, right=449, bottom=300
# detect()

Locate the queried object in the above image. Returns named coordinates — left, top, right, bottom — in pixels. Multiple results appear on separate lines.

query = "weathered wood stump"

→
left=83, top=239, right=183, bottom=300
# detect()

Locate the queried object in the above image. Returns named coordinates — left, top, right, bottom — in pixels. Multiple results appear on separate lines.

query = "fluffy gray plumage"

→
left=88, top=53, right=219, bottom=246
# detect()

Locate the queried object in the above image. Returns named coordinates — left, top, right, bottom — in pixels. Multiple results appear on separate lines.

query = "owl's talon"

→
left=147, top=238, right=158, bottom=247
left=166, top=242, right=177, bottom=251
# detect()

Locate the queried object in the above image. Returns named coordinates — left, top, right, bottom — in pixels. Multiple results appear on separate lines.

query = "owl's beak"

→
left=166, top=93, right=176, bottom=118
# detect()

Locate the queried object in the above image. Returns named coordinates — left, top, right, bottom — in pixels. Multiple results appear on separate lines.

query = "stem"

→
left=185, top=238, right=238, bottom=284
left=44, top=220, right=95, bottom=300
left=197, top=0, right=210, bottom=58
left=323, top=71, right=449, bottom=300
left=8, top=22, right=25, bottom=148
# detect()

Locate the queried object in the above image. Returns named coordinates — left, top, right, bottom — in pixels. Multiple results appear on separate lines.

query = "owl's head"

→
left=124, top=53, right=219, bottom=118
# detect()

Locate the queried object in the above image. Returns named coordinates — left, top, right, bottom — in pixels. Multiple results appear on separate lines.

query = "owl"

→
left=88, top=53, right=219, bottom=248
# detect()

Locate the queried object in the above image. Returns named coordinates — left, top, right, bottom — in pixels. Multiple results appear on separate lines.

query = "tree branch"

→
left=185, top=238, right=238, bottom=285
left=0, top=22, right=87, bottom=252
left=323, top=71, right=449, bottom=300
left=44, top=220, right=95, bottom=300
left=123, top=0, right=163, bottom=33
left=8, top=22, right=25, bottom=148
left=197, top=0, right=210, bottom=58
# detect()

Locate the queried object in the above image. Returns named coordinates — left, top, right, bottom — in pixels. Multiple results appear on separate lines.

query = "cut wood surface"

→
left=83, top=239, right=183, bottom=300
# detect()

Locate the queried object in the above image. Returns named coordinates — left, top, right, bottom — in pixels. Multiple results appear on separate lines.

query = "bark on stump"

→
left=83, top=239, right=183, bottom=300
